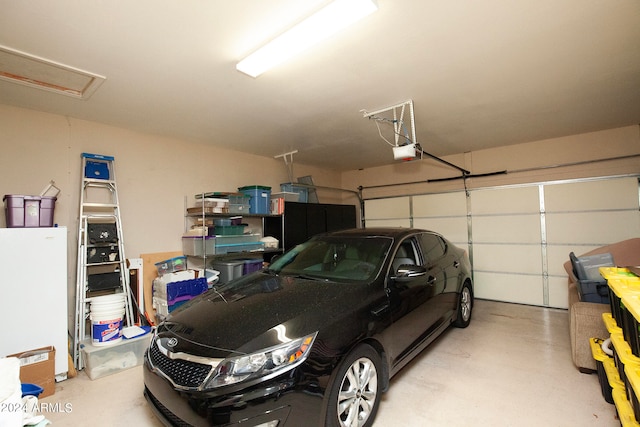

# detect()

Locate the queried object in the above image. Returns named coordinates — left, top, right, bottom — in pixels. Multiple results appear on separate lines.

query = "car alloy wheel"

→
left=454, top=282, right=473, bottom=328
left=326, top=344, right=381, bottom=427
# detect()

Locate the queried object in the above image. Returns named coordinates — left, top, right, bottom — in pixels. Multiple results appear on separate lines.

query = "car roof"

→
left=320, top=227, right=436, bottom=240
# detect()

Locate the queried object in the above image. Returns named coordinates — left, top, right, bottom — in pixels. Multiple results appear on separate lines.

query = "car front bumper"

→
left=143, top=351, right=325, bottom=427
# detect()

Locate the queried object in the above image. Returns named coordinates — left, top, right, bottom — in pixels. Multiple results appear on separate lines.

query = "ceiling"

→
left=1, top=0, right=639, bottom=172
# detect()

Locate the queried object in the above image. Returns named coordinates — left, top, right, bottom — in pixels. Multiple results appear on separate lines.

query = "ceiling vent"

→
left=0, top=45, right=105, bottom=99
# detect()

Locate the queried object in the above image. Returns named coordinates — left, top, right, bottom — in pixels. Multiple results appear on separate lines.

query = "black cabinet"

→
left=283, top=202, right=357, bottom=250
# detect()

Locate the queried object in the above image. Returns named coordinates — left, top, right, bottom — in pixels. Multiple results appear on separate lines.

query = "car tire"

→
left=325, top=344, right=382, bottom=427
left=453, top=282, right=473, bottom=328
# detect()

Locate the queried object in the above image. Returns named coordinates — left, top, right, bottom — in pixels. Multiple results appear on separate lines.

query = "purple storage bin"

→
left=243, top=259, right=264, bottom=275
left=3, top=195, right=57, bottom=227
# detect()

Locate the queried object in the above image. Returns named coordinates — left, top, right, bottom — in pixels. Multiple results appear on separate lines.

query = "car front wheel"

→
left=454, top=282, right=473, bottom=328
left=325, top=344, right=382, bottom=427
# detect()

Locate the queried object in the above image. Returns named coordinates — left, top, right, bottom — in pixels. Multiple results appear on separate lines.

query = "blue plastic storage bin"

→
left=238, top=186, right=271, bottom=214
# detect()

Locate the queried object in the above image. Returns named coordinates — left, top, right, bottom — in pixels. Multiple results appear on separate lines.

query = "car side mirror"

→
left=392, top=265, right=427, bottom=281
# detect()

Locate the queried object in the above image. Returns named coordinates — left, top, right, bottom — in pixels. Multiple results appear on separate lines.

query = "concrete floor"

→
left=39, top=300, right=619, bottom=426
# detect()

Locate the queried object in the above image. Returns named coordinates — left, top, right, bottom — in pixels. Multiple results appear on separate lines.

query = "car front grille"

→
left=149, top=339, right=213, bottom=389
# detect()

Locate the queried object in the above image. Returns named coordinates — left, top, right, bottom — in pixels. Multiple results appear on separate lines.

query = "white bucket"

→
left=91, top=293, right=125, bottom=305
left=90, top=294, right=126, bottom=346
left=90, top=294, right=125, bottom=315
left=91, top=309, right=125, bottom=346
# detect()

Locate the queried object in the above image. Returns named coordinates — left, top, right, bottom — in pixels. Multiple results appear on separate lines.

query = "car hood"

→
left=156, top=271, right=372, bottom=359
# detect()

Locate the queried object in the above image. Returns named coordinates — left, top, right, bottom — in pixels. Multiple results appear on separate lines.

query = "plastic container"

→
left=3, top=195, right=57, bottom=227
left=612, top=387, right=639, bottom=427
left=272, top=192, right=299, bottom=202
left=201, top=198, right=229, bottom=208
left=229, top=204, right=251, bottom=214
left=260, top=236, right=279, bottom=249
left=610, top=331, right=640, bottom=386
left=215, top=234, right=260, bottom=245
left=214, top=225, right=246, bottom=236
left=622, top=292, right=640, bottom=358
left=182, top=236, right=216, bottom=256
left=626, top=362, right=640, bottom=422
left=212, top=260, right=245, bottom=284
left=280, top=183, right=308, bottom=203
left=590, top=338, right=616, bottom=404
left=228, top=194, right=251, bottom=205
left=214, top=242, right=264, bottom=254
left=155, top=256, right=187, bottom=276
left=81, top=333, right=151, bottom=380
left=238, top=185, right=271, bottom=214
left=242, top=259, right=263, bottom=275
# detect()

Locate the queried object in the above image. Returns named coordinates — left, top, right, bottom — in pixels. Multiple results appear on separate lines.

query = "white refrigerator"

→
left=0, top=227, right=68, bottom=380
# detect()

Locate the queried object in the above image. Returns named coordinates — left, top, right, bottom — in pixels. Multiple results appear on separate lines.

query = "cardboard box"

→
left=8, top=346, right=55, bottom=397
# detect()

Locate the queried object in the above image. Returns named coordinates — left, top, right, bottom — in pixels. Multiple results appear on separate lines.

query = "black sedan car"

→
left=144, top=228, right=473, bottom=427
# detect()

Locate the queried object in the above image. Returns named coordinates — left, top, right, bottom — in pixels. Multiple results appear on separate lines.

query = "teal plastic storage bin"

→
left=238, top=186, right=271, bottom=214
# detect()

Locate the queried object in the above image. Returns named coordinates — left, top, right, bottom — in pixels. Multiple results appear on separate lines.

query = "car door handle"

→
left=453, top=261, right=460, bottom=268
left=371, top=303, right=390, bottom=316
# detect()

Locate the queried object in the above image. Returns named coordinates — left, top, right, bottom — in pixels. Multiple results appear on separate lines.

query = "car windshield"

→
left=267, top=235, right=393, bottom=282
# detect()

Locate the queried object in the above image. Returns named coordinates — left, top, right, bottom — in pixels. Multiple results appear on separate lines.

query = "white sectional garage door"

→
left=363, top=176, right=640, bottom=308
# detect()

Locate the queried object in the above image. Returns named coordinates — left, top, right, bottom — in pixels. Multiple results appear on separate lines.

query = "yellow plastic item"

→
left=625, top=292, right=640, bottom=322
left=611, top=332, right=640, bottom=369
left=613, top=387, right=640, bottom=427
left=591, top=337, right=624, bottom=391
left=603, top=313, right=623, bottom=335
left=626, top=363, right=640, bottom=422
left=600, top=267, right=640, bottom=281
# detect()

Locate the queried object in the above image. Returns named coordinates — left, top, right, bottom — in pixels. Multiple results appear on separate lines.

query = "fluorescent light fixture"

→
left=237, top=0, right=377, bottom=77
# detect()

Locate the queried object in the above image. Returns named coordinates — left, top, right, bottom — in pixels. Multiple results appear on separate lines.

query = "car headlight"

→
left=206, top=332, right=318, bottom=389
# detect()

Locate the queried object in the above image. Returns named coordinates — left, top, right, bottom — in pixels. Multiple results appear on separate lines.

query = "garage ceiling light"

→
left=236, top=0, right=378, bottom=78
left=0, top=45, right=105, bottom=99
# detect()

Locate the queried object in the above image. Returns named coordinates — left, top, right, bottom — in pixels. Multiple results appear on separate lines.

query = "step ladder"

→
left=72, top=153, right=135, bottom=370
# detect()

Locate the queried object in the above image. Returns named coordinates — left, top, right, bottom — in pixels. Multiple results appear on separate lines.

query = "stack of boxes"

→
left=592, top=267, right=640, bottom=426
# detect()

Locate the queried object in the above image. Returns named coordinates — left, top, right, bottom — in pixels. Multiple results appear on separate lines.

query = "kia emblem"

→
left=167, top=337, right=178, bottom=348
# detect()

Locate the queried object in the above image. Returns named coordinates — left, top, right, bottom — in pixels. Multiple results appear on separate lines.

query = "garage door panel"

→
left=545, top=178, right=639, bottom=211
left=548, top=276, right=569, bottom=309
left=413, top=217, right=467, bottom=245
left=546, top=211, right=640, bottom=245
left=471, top=186, right=540, bottom=214
left=413, top=192, right=466, bottom=216
left=365, top=198, right=410, bottom=219
left=365, top=218, right=412, bottom=228
left=473, top=243, right=542, bottom=274
left=474, top=272, right=543, bottom=306
left=472, top=215, right=541, bottom=243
